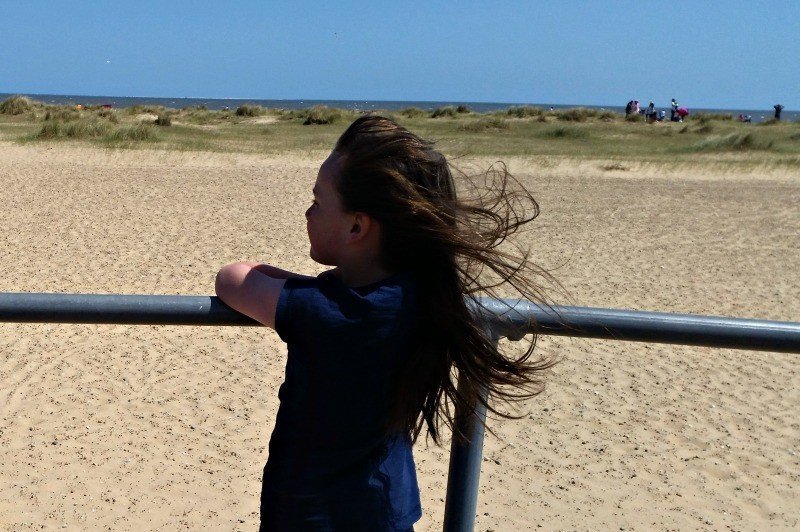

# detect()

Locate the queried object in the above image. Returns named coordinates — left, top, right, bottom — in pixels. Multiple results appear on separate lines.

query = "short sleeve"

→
left=274, top=279, right=298, bottom=343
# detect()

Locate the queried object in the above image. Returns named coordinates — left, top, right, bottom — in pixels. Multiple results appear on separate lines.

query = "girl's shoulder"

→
left=282, top=270, right=418, bottom=317
left=276, top=270, right=419, bottom=343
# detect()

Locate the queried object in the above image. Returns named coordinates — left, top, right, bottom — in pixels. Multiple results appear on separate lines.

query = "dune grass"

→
left=538, top=125, right=589, bottom=139
left=154, top=113, right=172, bottom=126
left=553, top=107, right=596, bottom=122
left=694, top=112, right=734, bottom=122
left=396, top=107, right=427, bottom=119
left=107, top=123, right=159, bottom=142
left=125, top=105, right=166, bottom=116
left=683, top=132, right=773, bottom=153
left=95, top=108, right=120, bottom=123
left=303, top=105, right=344, bottom=125
left=36, top=118, right=112, bottom=139
left=1, top=99, right=797, bottom=166
left=506, top=106, right=545, bottom=119
left=0, top=95, right=34, bottom=115
left=31, top=117, right=159, bottom=143
left=431, top=106, right=458, bottom=119
left=44, top=109, right=82, bottom=122
left=459, top=117, right=510, bottom=132
left=235, top=104, right=264, bottom=117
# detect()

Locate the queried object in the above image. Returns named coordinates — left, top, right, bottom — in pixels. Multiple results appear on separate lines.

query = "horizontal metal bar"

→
left=473, top=299, right=800, bottom=353
left=0, top=292, right=254, bottom=326
left=0, top=292, right=798, bottom=353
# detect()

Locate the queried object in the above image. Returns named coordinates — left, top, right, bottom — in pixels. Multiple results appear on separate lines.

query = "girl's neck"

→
left=333, top=261, right=393, bottom=288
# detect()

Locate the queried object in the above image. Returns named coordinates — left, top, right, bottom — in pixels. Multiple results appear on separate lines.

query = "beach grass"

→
left=537, top=125, right=590, bottom=139
left=682, top=132, right=774, bottom=153
left=0, top=95, right=35, bottom=115
left=235, top=104, right=265, bottom=117
left=2, top=98, right=799, bottom=166
left=36, top=117, right=112, bottom=139
left=302, top=105, right=345, bottom=125
left=154, top=113, right=172, bottom=126
left=458, top=117, right=510, bottom=132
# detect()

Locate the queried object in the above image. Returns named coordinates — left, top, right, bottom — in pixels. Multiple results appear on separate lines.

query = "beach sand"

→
left=0, top=142, right=798, bottom=530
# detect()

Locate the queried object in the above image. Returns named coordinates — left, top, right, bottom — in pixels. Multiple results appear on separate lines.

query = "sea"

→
left=1, top=92, right=796, bottom=124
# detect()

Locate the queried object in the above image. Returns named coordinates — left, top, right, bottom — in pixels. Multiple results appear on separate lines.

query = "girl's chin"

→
left=309, top=248, right=334, bottom=266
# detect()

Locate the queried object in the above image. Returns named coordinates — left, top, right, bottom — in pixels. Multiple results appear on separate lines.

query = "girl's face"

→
left=305, top=152, right=352, bottom=265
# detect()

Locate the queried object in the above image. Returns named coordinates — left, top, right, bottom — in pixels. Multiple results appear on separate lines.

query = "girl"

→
left=215, top=116, right=554, bottom=531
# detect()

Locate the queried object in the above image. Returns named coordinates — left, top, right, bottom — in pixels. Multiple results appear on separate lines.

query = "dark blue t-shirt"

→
left=260, top=270, right=422, bottom=531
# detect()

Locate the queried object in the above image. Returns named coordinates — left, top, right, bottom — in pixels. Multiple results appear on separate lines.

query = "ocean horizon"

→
left=1, top=92, right=796, bottom=123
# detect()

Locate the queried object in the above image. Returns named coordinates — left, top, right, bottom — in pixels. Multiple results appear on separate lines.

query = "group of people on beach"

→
left=625, top=98, right=687, bottom=123
left=625, top=99, right=788, bottom=124
left=737, top=104, right=784, bottom=123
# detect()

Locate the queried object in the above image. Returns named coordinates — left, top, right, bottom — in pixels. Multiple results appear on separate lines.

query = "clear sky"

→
left=0, top=0, right=797, bottom=110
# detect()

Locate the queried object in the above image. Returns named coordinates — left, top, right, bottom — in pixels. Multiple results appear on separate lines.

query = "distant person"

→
left=774, top=104, right=784, bottom=120
left=625, top=100, right=633, bottom=116
left=645, top=101, right=656, bottom=122
left=670, top=99, right=679, bottom=121
left=633, top=100, right=640, bottom=114
left=657, top=110, right=666, bottom=122
left=215, top=116, right=555, bottom=530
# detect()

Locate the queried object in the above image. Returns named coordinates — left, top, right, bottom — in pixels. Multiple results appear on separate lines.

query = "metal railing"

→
left=1, top=292, right=799, bottom=531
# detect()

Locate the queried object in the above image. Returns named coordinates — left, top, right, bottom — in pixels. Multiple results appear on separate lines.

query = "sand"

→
left=0, top=142, right=798, bottom=530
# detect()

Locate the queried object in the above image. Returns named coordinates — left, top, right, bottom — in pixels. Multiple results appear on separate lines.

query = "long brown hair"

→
left=334, top=115, right=556, bottom=444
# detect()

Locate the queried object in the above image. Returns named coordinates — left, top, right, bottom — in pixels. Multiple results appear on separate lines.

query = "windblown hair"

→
left=334, top=115, right=556, bottom=444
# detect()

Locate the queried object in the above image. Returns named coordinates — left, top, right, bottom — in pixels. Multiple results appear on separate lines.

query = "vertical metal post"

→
left=442, top=332, right=498, bottom=532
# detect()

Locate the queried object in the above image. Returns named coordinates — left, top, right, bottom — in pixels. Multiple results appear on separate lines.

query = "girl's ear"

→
left=347, top=212, right=372, bottom=243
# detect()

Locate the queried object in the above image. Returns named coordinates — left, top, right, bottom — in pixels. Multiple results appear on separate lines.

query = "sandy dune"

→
left=0, top=142, right=798, bottom=530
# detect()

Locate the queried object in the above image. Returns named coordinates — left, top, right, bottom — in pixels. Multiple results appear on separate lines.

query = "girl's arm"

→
left=215, top=262, right=304, bottom=328
left=237, top=261, right=314, bottom=280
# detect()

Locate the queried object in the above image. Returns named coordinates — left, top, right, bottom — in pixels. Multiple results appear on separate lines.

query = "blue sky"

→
left=0, top=0, right=797, bottom=110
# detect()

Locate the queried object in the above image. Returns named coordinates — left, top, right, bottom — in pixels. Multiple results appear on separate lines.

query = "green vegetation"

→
left=1, top=96, right=797, bottom=166
left=180, top=107, right=235, bottom=124
left=554, top=107, right=596, bottom=122
left=694, top=112, right=734, bottom=122
left=397, top=107, right=427, bottom=119
left=126, top=105, right=166, bottom=116
left=303, top=105, right=343, bottom=125
left=683, top=132, right=773, bottom=152
left=36, top=118, right=111, bottom=139
left=431, top=106, right=458, bottom=119
left=0, top=95, right=34, bottom=115
left=680, top=122, right=714, bottom=134
left=154, top=113, right=172, bottom=126
left=95, top=108, right=120, bottom=123
left=459, top=117, right=510, bottom=132
left=235, top=104, right=264, bottom=117
left=538, top=125, right=589, bottom=139
left=506, top=106, right=544, bottom=118
left=32, top=117, right=158, bottom=142
left=44, top=109, right=81, bottom=122
left=107, top=123, right=159, bottom=142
